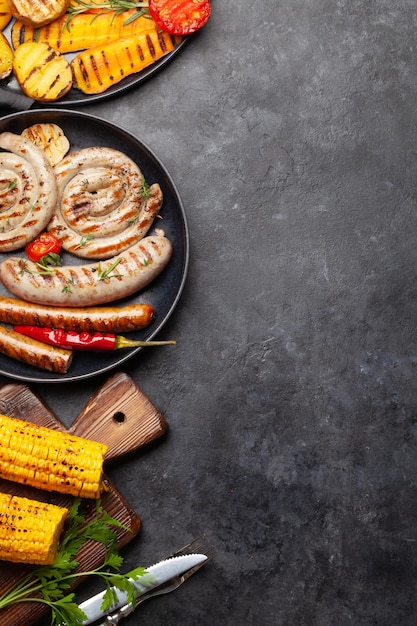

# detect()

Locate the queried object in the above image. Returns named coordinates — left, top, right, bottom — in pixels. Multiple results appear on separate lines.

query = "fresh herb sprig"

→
left=0, top=498, right=149, bottom=626
left=139, top=176, right=151, bottom=200
left=17, top=259, right=61, bottom=276
left=67, top=0, right=151, bottom=24
left=97, top=258, right=124, bottom=280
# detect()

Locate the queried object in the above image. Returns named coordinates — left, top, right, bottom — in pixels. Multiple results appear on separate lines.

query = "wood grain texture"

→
left=0, top=371, right=168, bottom=626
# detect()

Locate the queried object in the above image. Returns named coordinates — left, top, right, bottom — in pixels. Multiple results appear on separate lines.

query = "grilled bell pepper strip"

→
left=14, top=326, right=176, bottom=351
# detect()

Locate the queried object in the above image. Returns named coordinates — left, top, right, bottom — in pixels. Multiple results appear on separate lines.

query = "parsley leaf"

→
left=0, top=498, right=147, bottom=625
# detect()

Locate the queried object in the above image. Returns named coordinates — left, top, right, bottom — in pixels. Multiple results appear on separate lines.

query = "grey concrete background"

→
left=2, top=0, right=417, bottom=624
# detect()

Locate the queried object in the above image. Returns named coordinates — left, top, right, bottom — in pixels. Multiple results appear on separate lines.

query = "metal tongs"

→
left=79, top=535, right=216, bottom=625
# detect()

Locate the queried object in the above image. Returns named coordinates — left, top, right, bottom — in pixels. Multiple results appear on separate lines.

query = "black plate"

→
left=0, top=109, right=189, bottom=382
left=1, top=20, right=189, bottom=107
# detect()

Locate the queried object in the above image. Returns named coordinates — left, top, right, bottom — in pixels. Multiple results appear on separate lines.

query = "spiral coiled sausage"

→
left=0, top=131, right=58, bottom=252
left=47, top=146, right=163, bottom=260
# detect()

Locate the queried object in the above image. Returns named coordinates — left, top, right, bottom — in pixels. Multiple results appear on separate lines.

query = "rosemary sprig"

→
left=97, top=258, right=124, bottom=280
left=77, top=233, right=94, bottom=248
left=67, top=0, right=150, bottom=19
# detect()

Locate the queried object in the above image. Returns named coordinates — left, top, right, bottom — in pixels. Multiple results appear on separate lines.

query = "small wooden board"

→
left=0, top=371, right=168, bottom=626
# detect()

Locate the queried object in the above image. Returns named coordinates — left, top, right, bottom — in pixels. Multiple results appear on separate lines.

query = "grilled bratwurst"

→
left=47, top=146, right=163, bottom=260
left=0, top=231, right=173, bottom=307
left=0, top=297, right=155, bottom=332
left=0, top=324, right=72, bottom=373
left=0, top=131, right=58, bottom=251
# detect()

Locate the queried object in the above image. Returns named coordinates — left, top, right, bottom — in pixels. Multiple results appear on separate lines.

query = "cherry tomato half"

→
left=25, top=232, right=62, bottom=264
left=148, top=0, right=211, bottom=36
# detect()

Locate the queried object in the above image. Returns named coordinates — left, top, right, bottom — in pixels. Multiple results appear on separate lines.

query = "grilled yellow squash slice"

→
left=0, top=32, right=12, bottom=79
left=11, top=10, right=159, bottom=54
left=0, top=0, right=12, bottom=31
left=7, top=0, right=69, bottom=27
left=13, top=42, right=72, bottom=101
left=71, top=29, right=178, bottom=95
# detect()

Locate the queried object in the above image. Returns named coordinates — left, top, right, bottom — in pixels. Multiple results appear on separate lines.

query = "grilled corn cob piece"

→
left=0, top=413, right=108, bottom=498
left=0, top=491, right=68, bottom=564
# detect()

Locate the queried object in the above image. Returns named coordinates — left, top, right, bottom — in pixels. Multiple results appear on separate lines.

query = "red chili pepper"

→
left=25, top=233, right=62, bottom=266
left=13, top=326, right=176, bottom=351
left=148, top=0, right=211, bottom=36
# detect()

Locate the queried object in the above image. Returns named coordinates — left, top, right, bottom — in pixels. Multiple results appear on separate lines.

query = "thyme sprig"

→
left=0, top=498, right=149, bottom=626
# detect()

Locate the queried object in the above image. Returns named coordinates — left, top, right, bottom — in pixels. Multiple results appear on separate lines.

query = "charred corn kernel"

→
left=0, top=413, right=108, bottom=498
left=0, top=491, right=68, bottom=565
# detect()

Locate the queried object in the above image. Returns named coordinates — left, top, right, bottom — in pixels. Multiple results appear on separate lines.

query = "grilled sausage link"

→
left=0, top=297, right=155, bottom=332
left=0, top=323, right=72, bottom=373
left=47, top=146, right=163, bottom=260
left=0, top=231, right=172, bottom=307
left=0, top=131, right=58, bottom=251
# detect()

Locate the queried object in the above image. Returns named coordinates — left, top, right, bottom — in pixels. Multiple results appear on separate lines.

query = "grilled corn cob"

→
left=0, top=491, right=68, bottom=564
left=0, top=413, right=108, bottom=498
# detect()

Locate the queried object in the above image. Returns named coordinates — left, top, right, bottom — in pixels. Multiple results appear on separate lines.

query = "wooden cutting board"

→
left=0, top=371, right=169, bottom=626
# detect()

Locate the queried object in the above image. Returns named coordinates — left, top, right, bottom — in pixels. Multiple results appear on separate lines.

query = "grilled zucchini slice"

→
left=13, top=42, right=72, bottom=101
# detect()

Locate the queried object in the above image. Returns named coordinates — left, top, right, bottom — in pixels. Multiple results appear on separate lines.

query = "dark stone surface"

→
left=3, top=0, right=417, bottom=624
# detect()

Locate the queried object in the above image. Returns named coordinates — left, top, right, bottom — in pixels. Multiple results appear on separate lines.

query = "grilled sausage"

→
left=0, top=323, right=72, bottom=373
left=47, top=146, right=163, bottom=260
left=0, top=297, right=155, bottom=332
left=0, top=231, right=173, bottom=307
left=0, top=131, right=58, bottom=251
